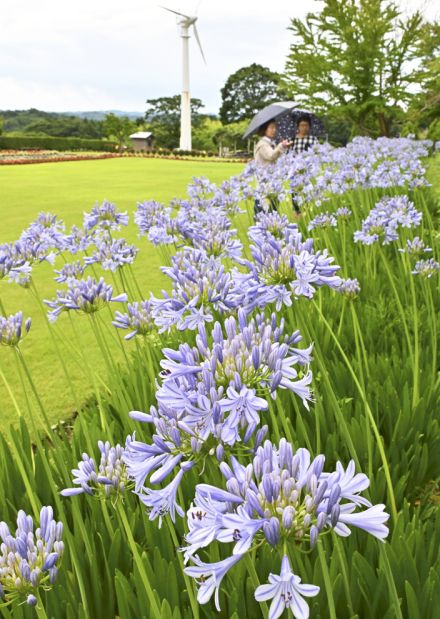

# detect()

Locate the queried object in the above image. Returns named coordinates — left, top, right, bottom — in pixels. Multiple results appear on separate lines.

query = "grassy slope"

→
left=0, top=158, right=243, bottom=427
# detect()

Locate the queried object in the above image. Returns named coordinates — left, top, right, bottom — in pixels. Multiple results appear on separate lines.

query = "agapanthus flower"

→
left=123, top=312, right=310, bottom=524
left=151, top=248, right=238, bottom=332
left=336, top=278, right=361, bottom=298
left=134, top=201, right=178, bottom=245
left=176, top=205, right=242, bottom=260
left=83, top=200, right=129, bottom=231
left=354, top=195, right=422, bottom=245
left=158, top=311, right=313, bottom=446
left=63, top=225, right=95, bottom=254
left=255, top=555, right=319, bottom=619
left=0, top=311, right=31, bottom=346
left=248, top=212, right=298, bottom=244
left=335, top=206, right=352, bottom=219
left=307, top=212, right=337, bottom=230
left=235, top=228, right=341, bottom=310
left=45, top=276, right=127, bottom=322
left=184, top=553, right=244, bottom=611
left=0, top=243, right=32, bottom=286
left=183, top=439, right=388, bottom=560
left=398, top=236, right=432, bottom=255
left=54, top=260, right=86, bottom=283
left=0, top=506, right=63, bottom=607
left=183, top=440, right=389, bottom=614
left=61, top=439, right=130, bottom=497
left=84, top=236, right=138, bottom=271
left=187, top=176, right=217, bottom=200
left=213, top=177, right=245, bottom=216
left=412, top=258, right=439, bottom=278
left=113, top=300, right=156, bottom=339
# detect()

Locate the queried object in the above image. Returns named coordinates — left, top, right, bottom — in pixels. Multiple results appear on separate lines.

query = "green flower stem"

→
left=127, top=264, right=145, bottom=300
left=35, top=597, right=49, bottom=619
left=317, top=542, right=337, bottom=619
left=333, top=536, right=354, bottom=616
left=14, top=348, right=52, bottom=433
left=116, top=502, right=162, bottom=619
left=30, top=281, right=81, bottom=413
left=378, top=247, right=413, bottom=365
left=243, top=552, right=268, bottom=619
left=422, top=279, right=437, bottom=381
left=166, top=504, right=200, bottom=619
left=404, top=252, right=420, bottom=408
left=379, top=545, right=404, bottom=619
left=312, top=299, right=398, bottom=522
left=336, top=297, right=347, bottom=338
left=350, top=303, right=373, bottom=480
left=0, top=362, right=23, bottom=418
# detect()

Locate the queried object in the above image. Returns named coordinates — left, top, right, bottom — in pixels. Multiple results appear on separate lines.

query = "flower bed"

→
left=0, top=150, right=120, bottom=165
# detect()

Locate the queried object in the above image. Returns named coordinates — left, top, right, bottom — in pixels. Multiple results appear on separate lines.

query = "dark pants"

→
left=254, top=196, right=279, bottom=218
left=291, top=192, right=301, bottom=214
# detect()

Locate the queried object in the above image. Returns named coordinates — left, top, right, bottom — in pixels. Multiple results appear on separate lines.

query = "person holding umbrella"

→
left=253, top=120, right=291, bottom=215
left=254, top=120, right=291, bottom=166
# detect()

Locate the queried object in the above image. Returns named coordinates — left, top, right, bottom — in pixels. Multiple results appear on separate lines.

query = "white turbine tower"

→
left=162, top=6, right=206, bottom=151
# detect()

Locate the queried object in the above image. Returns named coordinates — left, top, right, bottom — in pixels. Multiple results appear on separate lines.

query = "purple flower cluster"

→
left=0, top=243, right=32, bottom=287
left=151, top=248, right=238, bottom=332
left=307, top=212, right=337, bottom=231
left=122, top=311, right=312, bottom=526
left=235, top=227, right=341, bottom=311
left=45, top=276, right=127, bottom=322
left=411, top=258, right=439, bottom=278
left=83, top=200, right=129, bottom=231
left=135, top=194, right=243, bottom=260
left=398, top=236, right=432, bottom=255
left=183, top=438, right=389, bottom=616
left=54, top=260, right=86, bottom=283
left=248, top=212, right=298, bottom=244
left=0, top=311, right=31, bottom=347
left=61, top=440, right=129, bottom=497
left=84, top=235, right=138, bottom=271
left=354, top=195, right=422, bottom=245
left=0, top=506, right=64, bottom=607
left=337, top=278, right=361, bottom=298
left=113, top=300, right=156, bottom=339
left=135, top=201, right=178, bottom=245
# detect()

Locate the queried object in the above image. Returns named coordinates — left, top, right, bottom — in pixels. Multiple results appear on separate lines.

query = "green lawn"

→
left=0, top=158, right=243, bottom=427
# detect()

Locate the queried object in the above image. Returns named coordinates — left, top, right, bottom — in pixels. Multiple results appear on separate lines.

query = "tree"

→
left=144, top=96, right=204, bottom=149
left=0, top=116, right=3, bottom=136
left=219, top=64, right=281, bottom=125
left=405, top=22, right=440, bottom=138
left=103, top=113, right=136, bottom=149
left=282, top=0, right=424, bottom=137
left=214, top=120, right=250, bottom=153
left=192, top=118, right=223, bottom=151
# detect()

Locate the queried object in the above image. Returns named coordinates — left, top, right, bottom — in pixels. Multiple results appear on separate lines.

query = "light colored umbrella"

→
left=243, top=101, right=299, bottom=139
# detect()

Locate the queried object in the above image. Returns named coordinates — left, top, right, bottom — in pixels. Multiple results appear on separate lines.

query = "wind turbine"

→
left=161, top=5, right=206, bottom=151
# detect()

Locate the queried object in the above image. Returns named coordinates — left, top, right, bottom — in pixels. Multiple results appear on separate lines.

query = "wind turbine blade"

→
left=192, top=23, right=206, bottom=63
left=160, top=6, right=191, bottom=19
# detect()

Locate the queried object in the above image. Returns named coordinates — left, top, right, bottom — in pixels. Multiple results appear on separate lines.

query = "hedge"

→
left=0, top=136, right=118, bottom=152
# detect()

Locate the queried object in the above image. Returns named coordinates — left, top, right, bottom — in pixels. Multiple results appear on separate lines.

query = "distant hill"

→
left=0, top=108, right=143, bottom=138
left=62, top=111, right=144, bottom=121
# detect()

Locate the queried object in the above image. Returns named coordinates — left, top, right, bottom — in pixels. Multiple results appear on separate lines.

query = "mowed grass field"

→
left=0, top=158, right=243, bottom=427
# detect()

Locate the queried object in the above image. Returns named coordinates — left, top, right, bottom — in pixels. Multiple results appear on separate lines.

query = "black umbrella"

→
left=243, top=101, right=299, bottom=139
left=276, top=109, right=324, bottom=143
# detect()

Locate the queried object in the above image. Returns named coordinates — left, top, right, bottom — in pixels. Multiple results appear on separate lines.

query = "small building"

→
left=129, top=131, right=154, bottom=151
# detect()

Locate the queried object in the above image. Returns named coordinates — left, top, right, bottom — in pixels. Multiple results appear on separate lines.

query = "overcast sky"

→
left=1, top=0, right=437, bottom=115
